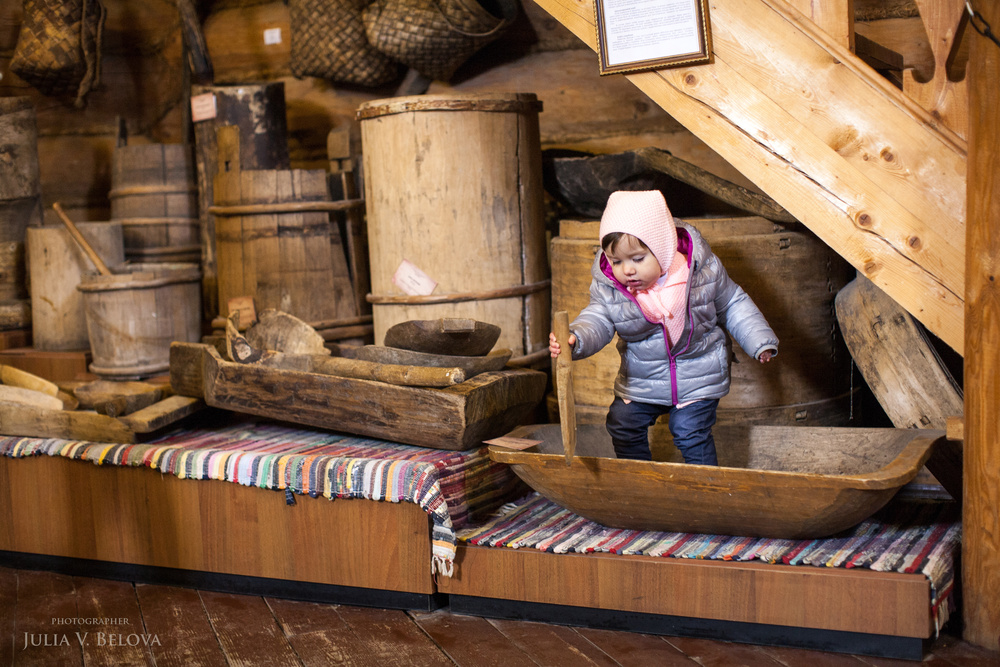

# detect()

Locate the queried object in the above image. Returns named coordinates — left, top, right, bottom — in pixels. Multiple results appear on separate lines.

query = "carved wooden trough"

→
left=489, top=423, right=942, bottom=539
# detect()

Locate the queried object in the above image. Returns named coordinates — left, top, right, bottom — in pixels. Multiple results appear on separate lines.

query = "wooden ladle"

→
left=52, top=202, right=112, bottom=276
left=553, top=310, right=577, bottom=465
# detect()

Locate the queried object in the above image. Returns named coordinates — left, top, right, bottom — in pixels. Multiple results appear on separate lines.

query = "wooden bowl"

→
left=383, top=318, right=501, bottom=356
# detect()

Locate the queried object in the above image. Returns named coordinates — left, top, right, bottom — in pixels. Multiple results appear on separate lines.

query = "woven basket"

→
left=10, top=0, right=105, bottom=105
left=289, top=0, right=401, bottom=87
left=362, top=0, right=517, bottom=81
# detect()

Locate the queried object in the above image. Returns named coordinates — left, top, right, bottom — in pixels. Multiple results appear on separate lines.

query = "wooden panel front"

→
left=440, top=545, right=933, bottom=638
left=0, top=455, right=434, bottom=594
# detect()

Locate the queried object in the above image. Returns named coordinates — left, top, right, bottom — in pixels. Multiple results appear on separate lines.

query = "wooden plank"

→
left=73, top=577, right=152, bottom=666
left=0, top=455, right=435, bottom=594
left=0, top=567, right=16, bottom=667
left=963, top=0, right=1000, bottom=650
left=532, top=0, right=967, bottom=354
left=13, top=570, right=84, bottom=666
left=134, top=584, right=228, bottom=667
left=574, top=628, right=697, bottom=665
left=901, top=0, right=969, bottom=139
left=440, top=546, right=933, bottom=638
left=486, top=617, right=624, bottom=666
left=199, top=590, right=302, bottom=666
left=666, top=636, right=785, bottom=666
left=265, top=598, right=373, bottom=666
left=410, top=609, right=538, bottom=666
left=334, top=606, right=452, bottom=666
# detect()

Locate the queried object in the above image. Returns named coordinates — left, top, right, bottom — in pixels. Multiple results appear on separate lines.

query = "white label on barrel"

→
left=191, top=93, right=217, bottom=122
left=393, top=259, right=437, bottom=296
left=263, top=28, right=282, bottom=45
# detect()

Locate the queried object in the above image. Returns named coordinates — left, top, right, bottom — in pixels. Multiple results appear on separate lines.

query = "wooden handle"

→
left=554, top=311, right=577, bottom=464
left=308, top=355, right=465, bottom=388
left=52, top=202, right=112, bottom=275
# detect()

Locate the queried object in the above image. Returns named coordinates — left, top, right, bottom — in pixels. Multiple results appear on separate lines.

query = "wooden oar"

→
left=52, top=202, right=112, bottom=276
left=553, top=311, right=577, bottom=465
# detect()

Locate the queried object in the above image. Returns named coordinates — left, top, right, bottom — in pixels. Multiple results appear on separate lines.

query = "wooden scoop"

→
left=553, top=311, right=577, bottom=465
left=52, top=202, right=112, bottom=276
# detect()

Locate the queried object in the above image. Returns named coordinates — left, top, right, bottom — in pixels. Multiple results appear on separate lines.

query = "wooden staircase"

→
left=533, top=0, right=967, bottom=354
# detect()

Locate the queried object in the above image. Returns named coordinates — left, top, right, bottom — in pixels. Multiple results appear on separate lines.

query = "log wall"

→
left=0, top=0, right=939, bottom=225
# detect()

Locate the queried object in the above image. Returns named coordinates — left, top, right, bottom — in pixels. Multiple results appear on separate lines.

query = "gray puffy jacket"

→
left=570, top=223, right=778, bottom=406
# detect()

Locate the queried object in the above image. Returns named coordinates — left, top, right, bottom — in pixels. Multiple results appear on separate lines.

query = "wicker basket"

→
left=362, top=0, right=517, bottom=81
left=10, top=0, right=105, bottom=105
left=289, top=0, right=401, bottom=87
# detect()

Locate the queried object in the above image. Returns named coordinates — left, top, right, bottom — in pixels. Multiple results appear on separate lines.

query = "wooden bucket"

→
left=212, top=126, right=352, bottom=325
left=357, top=93, right=550, bottom=361
left=192, top=82, right=291, bottom=320
left=110, top=143, right=200, bottom=263
left=78, top=263, right=202, bottom=379
left=26, top=223, right=125, bottom=351
left=550, top=217, right=857, bottom=430
left=0, top=98, right=42, bottom=328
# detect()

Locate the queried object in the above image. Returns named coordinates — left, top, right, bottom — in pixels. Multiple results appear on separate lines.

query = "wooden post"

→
left=786, top=0, right=854, bottom=51
left=964, top=0, right=1000, bottom=650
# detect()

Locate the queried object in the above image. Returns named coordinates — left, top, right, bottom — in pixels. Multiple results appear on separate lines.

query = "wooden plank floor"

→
left=2, top=566, right=998, bottom=667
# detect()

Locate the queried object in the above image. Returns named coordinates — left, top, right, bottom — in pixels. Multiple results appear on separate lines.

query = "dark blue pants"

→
left=606, top=396, right=720, bottom=465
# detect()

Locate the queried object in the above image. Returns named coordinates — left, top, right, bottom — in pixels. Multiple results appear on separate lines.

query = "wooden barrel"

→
left=550, top=216, right=857, bottom=429
left=212, top=126, right=346, bottom=325
left=78, top=263, right=202, bottom=379
left=0, top=97, right=42, bottom=328
left=26, top=223, right=125, bottom=351
left=110, top=143, right=200, bottom=263
left=357, top=93, right=550, bottom=360
left=192, top=82, right=290, bottom=320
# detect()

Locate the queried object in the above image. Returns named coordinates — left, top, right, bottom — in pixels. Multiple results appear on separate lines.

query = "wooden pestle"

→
left=52, top=202, right=112, bottom=276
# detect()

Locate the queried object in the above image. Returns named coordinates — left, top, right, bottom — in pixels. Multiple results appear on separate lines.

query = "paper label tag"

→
left=392, top=259, right=437, bottom=296
left=484, top=437, right=542, bottom=450
left=190, top=93, right=217, bottom=122
left=263, top=27, right=282, bottom=45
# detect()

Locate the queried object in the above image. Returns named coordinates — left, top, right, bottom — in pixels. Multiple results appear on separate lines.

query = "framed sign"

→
left=595, top=0, right=713, bottom=75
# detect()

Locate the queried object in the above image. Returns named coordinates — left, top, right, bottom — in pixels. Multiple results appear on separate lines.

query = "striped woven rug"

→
left=0, top=420, right=522, bottom=576
left=459, top=492, right=961, bottom=630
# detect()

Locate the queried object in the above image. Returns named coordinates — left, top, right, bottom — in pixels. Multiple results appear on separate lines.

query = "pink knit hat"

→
left=599, top=190, right=677, bottom=273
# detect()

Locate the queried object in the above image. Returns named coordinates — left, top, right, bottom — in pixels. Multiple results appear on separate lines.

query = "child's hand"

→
left=549, top=332, right=577, bottom=358
left=758, top=350, right=774, bottom=363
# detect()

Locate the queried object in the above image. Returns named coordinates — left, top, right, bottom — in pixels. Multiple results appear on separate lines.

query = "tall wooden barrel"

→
left=358, top=93, right=550, bottom=360
left=550, top=217, right=856, bottom=431
left=0, top=98, right=42, bottom=330
left=110, top=143, right=199, bottom=263
left=78, top=263, right=202, bottom=379
left=26, top=223, right=125, bottom=351
left=212, top=126, right=347, bottom=325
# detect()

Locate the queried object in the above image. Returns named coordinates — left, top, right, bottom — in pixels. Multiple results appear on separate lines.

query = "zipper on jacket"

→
left=600, top=230, right=696, bottom=406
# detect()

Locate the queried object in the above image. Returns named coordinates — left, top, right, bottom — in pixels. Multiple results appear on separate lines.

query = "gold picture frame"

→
left=595, top=0, right=713, bottom=76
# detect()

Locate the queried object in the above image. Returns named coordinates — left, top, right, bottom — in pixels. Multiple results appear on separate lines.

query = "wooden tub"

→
left=489, top=423, right=942, bottom=539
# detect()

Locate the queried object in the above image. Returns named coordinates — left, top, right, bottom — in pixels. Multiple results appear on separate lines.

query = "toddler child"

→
left=549, top=190, right=777, bottom=465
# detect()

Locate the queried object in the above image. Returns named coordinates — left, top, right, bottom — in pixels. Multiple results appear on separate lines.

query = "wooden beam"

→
left=531, top=0, right=967, bottom=354
left=963, top=0, right=1000, bottom=650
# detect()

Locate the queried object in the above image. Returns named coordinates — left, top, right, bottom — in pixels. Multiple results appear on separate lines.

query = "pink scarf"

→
left=633, top=252, right=690, bottom=346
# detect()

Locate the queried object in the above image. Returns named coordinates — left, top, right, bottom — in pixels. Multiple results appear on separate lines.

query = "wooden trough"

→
left=489, top=423, right=942, bottom=539
left=170, top=342, right=547, bottom=450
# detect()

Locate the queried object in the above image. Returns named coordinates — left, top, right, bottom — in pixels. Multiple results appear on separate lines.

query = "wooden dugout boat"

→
left=489, top=424, right=942, bottom=539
